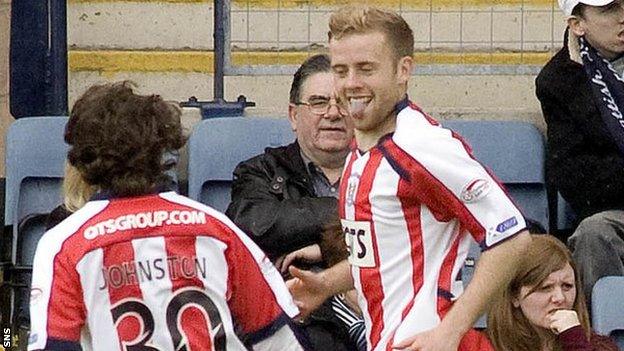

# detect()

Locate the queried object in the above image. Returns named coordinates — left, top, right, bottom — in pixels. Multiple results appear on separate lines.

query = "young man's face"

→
left=329, top=31, right=412, bottom=134
left=571, top=0, right=624, bottom=60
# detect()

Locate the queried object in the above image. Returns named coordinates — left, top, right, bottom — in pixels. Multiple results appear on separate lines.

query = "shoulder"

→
left=590, top=331, right=620, bottom=350
left=159, top=192, right=230, bottom=225
left=235, top=142, right=301, bottom=174
left=536, top=47, right=585, bottom=98
left=46, top=204, right=73, bottom=230
left=392, top=104, right=464, bottom=158
left=393, top=104, right=443, bottom=143
left=159, top=192, right=251, bottom=240
left=35, top=200, right=109, bottom=263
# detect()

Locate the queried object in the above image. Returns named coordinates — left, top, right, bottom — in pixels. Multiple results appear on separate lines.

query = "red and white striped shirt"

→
left=339, top=100, right=526, bottom=351
left=29, top=192, right=302, bottom=351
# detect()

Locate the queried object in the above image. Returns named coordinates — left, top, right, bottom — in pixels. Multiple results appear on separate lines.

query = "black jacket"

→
left=225, top=141, right=355, bottom=351
left=536, top=30, right=624, bottom=220
left=225, top=141, right=339, bottom=259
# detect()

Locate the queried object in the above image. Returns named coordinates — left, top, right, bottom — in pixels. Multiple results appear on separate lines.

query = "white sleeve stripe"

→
left=29, top=200, right=109, bottom=351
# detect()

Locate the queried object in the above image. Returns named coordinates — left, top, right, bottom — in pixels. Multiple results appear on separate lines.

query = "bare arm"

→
left=287, top=259, right=354, bottom=318
left=395, top=230, right=532, bottom=350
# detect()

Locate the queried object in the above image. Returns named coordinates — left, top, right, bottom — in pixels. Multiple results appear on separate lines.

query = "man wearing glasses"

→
left=226, top=54, right=357, bottom=351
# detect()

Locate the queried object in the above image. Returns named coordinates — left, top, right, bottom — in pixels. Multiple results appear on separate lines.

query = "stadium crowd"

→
left=20, top=0, right=624, bottom=350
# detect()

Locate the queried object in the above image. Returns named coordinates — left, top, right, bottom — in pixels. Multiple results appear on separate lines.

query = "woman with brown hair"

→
left=488, top=235, right=618, bottom=351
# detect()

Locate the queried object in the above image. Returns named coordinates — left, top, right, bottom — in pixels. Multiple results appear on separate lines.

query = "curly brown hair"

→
left=65, top=81, right=186, bottom=197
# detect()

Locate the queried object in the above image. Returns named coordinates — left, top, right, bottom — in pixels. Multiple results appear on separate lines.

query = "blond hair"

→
left=63, top=162, right=97, bottom=212
left=328, top=6, right=414, bottom=61
left=487, top=235, right=591, bottom=351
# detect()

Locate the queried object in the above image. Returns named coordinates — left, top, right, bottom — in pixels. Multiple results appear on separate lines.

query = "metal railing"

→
left=223, top=0, right=564, bottom=75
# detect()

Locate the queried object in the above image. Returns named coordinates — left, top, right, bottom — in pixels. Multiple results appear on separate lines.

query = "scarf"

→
left=579, top=36, right=624, bottom=155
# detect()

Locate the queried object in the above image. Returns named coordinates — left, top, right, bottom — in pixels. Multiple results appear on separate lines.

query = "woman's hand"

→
left=548, top=309, right=581, bottom=334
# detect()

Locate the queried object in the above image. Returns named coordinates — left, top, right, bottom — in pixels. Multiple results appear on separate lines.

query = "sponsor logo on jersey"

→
left=460, top=178, right=491, bottom=203
left=30, top=287, right=43, bottom=303
left=28, top=333, right=38, bottom=345
left=496, top=216, right=518, bottom=233
left=84, top=210, right=207, bottom=239
left=341, top=219, right=376, bottom=268
left=346, top=173, right=360, bottom=206
left=260, top=256, right=276, bottom=276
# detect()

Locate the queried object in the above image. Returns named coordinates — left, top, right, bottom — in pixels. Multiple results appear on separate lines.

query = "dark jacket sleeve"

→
left=225, top=156, right=339, bottom=259
left=536, top=66, right=624, bottom=218
left=45, top=205, right=73, bottom=230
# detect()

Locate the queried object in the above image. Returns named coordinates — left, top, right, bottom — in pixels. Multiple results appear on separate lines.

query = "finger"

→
left=289, top=265, right=310, bottom=280
left=281, top=254, right=297, bottom=273
left=294, top=300, right=312, bottom=319
left=393, top=335, right=418, bottom=349
left=274, top=256, right=285, bottom=271
left=285, top=277, right=300, bottom=291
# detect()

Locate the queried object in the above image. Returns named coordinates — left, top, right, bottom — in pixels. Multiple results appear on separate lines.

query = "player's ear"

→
left=396, top=56, right=413, bottom=86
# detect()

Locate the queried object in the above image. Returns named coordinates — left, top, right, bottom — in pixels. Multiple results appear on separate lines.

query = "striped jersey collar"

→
left=350, top=95, right=412, bottom=154
left=393, top=95, right=410, bottom=115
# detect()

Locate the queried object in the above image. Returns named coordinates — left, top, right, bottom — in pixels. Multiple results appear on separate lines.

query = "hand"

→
left=548, top=309, right=580, bottom=334
left=393, top=326, right=460, bottom=351
left=280, top=244, right=322, bottom=273
left=286, top=266, right=332, bottom=319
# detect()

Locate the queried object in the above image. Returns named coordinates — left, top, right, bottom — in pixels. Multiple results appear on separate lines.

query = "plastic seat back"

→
left=443, top=120, right=548, bottom=231
left=188, top=117, right=294, bottom=212
left=592, top=276, right=624, bottom=350
left=445, top=121, right=546, bottom=329
left=5, top=116, right=68, bottom=255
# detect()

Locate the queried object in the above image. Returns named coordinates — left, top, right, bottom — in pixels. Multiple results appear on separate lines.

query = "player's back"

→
left=29, top=191, right=303, bottom=351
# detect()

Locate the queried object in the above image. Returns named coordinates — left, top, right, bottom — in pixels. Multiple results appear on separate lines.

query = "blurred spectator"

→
left=535, top=0, right=624, bottom=307
left=226, top=54, right=357, bottom=351
left=45, top=162, right=96, bottom=230
left=29, top=81, right=306, bottom=351
left=488, top=234, right=619, bottom=351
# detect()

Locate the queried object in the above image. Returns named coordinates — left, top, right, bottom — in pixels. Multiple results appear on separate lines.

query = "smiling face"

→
left=514, top=263, right=577, bottom=331
left=329, top=31, right=412, bottom=137
left=288, top=72, right=354, bottom=159
left=569, top=0, right=624, bottom=60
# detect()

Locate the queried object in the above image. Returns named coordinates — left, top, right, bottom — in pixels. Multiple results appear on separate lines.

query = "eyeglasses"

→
left=295, top=97, right=348, bottom=116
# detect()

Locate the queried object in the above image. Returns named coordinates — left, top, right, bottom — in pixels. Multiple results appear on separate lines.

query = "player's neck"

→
left=355, top=113, right=397, bottom=152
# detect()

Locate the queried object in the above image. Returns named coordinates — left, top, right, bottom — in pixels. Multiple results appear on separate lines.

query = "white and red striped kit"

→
left=339, top=99, right=527, bottom=351
left=29, top=192, right=302, bottom=351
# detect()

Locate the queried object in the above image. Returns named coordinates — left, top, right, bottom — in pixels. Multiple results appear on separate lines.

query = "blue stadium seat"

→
left=556, top=192, right=577, bottom=232
left=187, top=117, right=294, bottom=212
left=5, top=116, right=69, bottom=246
left=445, top=120, right=546, bottom=329
left=443, top=120, right=548, bottom=231
left=592, top=276, right=624, bottom=350
left=4, top=116, right=68, bottom=326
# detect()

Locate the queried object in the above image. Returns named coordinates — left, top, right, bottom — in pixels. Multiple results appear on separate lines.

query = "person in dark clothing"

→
left=535, top=0, right=624, bottom=307
left=487, top=235, right=619, bottom=351
left=226, top=54, right=358, bottom=351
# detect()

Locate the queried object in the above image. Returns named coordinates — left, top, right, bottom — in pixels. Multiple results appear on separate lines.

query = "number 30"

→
left=111, top=287, right=226, bottom=351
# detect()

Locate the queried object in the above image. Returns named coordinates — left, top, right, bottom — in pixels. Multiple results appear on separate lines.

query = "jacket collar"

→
left=566, top=27, right=583, bottom=65
left=266, top=140, right=309, bottom=180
